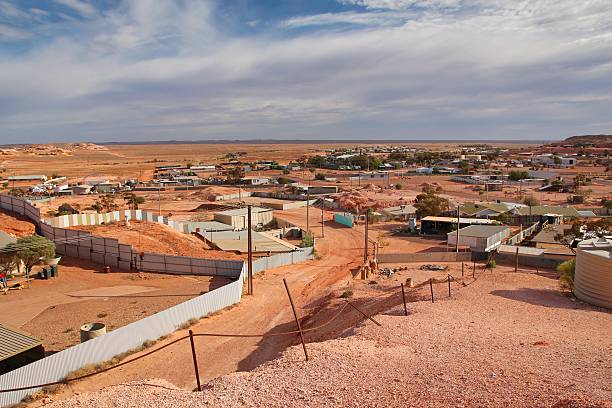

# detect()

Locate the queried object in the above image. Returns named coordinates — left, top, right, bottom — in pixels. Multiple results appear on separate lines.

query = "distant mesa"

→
left=550, top=134, right=612, bottom=148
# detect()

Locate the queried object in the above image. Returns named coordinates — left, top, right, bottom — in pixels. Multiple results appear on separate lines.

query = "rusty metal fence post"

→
left=429, top=278, right=434, bottom=303
left=283, top=278, right=309, bottom=361
left=188, top=330, right=201, bottom=392
left=401, top=283, right=408, bottom=316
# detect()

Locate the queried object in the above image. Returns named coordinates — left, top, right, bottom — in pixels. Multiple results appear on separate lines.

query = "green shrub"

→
left=339, top=290, right=353, bottom=299
left=486, top=259, right=497, bottom=269
left=300, top=232, right=314, bottom=248
left=557, top=259, right=576, bottom=290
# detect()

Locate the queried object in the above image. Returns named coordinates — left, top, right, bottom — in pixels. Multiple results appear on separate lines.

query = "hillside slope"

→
left=49, top=269, right=611, bottom=408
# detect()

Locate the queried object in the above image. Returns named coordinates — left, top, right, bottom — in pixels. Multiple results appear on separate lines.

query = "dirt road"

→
left=47, top=206, right=366, bottom=402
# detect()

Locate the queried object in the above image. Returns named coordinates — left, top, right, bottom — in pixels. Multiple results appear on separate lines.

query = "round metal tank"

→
left=80, top=322, right=107, bottom=343
left=573, top=249, right=612, bottom=309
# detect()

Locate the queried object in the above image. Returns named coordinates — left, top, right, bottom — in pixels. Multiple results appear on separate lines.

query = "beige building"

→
left=213, top=207, right=273, bottom=230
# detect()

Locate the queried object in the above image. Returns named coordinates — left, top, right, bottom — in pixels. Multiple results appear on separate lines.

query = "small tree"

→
left=57, top=203, right=79, bottom=215
left=95, top=194, right=119, bottom=212
left=123, top=193, right=145, bottom=210
left=4, top=235, right=55, bottom=288
left=557, top=259, right=576, bottom=290
left=225, top=167, right=245, bottom=184
left=523, top=195, right=540, bottom=207
left=395, top=183, right=402, bottom=190
left=508, top=170, right=530, bottom=181
left=300, top=232, right=314, bottom=248
left=414, top=191, right=449, bottom=218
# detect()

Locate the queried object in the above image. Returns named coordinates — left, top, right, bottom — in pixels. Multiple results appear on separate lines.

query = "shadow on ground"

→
left=490, top=288, right=604, bottom=311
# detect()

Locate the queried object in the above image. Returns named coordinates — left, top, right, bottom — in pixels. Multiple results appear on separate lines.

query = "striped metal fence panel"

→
left=0, top=272, right=245, bottom=407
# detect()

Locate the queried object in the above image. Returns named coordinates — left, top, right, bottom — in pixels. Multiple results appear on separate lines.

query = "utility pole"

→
left=158, top=185, right=161, bottom=217
left=306, top=188, right=310, bottom=235
left=456, top=206, right=460, bottom=253
left=321, top=199, right=325, bottom=238
left=364, top=209, right=369, bottom=263
left=247, top=205, right=253, bottom=295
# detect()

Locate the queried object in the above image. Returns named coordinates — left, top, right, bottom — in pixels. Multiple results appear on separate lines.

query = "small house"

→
left=447, top=225, right=511, bottom=253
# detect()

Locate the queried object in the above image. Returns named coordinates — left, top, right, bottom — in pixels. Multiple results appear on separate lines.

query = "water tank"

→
left=80, top=322, right=107, bottom=343
left=573, top=248, right=612, bottom=309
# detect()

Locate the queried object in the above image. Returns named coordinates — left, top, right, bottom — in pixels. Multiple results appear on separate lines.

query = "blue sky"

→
left=1, top=0, right=611, bottom=143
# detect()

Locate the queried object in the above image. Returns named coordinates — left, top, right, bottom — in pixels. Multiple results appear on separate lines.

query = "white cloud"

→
left=1, top=0, right=612, bottom=142
left=0, top=23, right=31, bottom=40
left=54, top=0, right=97, bottom=18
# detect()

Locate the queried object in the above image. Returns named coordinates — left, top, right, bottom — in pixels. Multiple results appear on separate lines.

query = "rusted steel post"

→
left=429, top=278, right=434, bottom=303
left=188, top=330, right=201, bottom=392
left=473, top=260, right=476, bottom=277
left=283, top=278, right=309, bottom=361
left=448, top=274, right=451, bottom=297
left=247, top=205, right=253, bottom=295
left=401, top=283, right=408, bottom=316
left=461, top=262, right=464, bottom=277
left=515, top=246, right=519, bottom=273
left=346, top=300, right=381, bottom=326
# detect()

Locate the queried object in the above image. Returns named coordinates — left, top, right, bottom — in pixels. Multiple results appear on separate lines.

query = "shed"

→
left=213, top=207, right=273, bottom=230
left=447, top=225, right=511, bottom=252
left=381, top=205, right=417, bottom=221
left=7, top=175, right=47, bottom=182
left=421, top=216, right=498, bottom=235
left=72, top=184, right=92, bottom=195
left=0, top=325, right=44, bottom=374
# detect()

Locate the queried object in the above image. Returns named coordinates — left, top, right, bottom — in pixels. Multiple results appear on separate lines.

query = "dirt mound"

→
left=70, top=220, right=244, bottom=260
left=0, top=208, right=36, bottom=237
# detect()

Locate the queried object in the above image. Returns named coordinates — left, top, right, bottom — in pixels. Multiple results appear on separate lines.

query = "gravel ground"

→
left=48, top=268, right=611, bottom=408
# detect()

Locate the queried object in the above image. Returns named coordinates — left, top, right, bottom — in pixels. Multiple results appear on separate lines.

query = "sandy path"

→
left=45, top=206, right=365, bottom=401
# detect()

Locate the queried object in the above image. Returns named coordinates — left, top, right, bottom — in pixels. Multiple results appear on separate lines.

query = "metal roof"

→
left=0, top=231, right=17, bottom=248
left=197, top=230, right=298, bottom=253
left=186, top=221, right=234, bottom=232
left=0, top=325, right=42, bottom=362
left=7, top=175, right=47, bottom=181
left=422, top=216, right=498, bottom=225
left=216, top=207, right=272, bottom=216
left=449, top=225, right=510, bottom=238
left=515, top=205, right=580, bottom=217
left=381, top=205, right=417, bottom=216
left=531, top=224, right=572, bottom=244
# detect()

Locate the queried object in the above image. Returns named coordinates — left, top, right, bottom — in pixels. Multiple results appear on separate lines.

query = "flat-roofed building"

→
left=421, top=216, right=499, bottom=235
left=213, top=207, right=273, bottom=230
left=7, top=175, right=47, bottom=183
left=447, top=225, right=511, bottom=253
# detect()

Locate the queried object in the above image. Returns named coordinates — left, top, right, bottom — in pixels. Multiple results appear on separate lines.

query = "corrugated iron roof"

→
left=0, top=231, right=17, bottom=248
left=0, top=325, right=42, bottom=362
left=422, top=216, right=498, bottom=224
left=448, top=225, right=510, bottom=238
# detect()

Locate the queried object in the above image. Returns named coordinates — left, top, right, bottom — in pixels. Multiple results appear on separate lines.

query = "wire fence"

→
left=0, top=259, right=493, bottom=401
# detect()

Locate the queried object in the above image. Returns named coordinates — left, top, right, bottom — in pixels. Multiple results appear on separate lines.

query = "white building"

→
left=447, top=225, right=511, bottom=253
left=213, top=207, right=274, bottom=230
left=532, top=154, right=576, bottom=167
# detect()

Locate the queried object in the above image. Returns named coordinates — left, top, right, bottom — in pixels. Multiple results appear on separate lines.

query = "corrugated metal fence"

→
left=0, top=195, right=315, bottom=406
left=0, top=269, right=245, bottom=407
